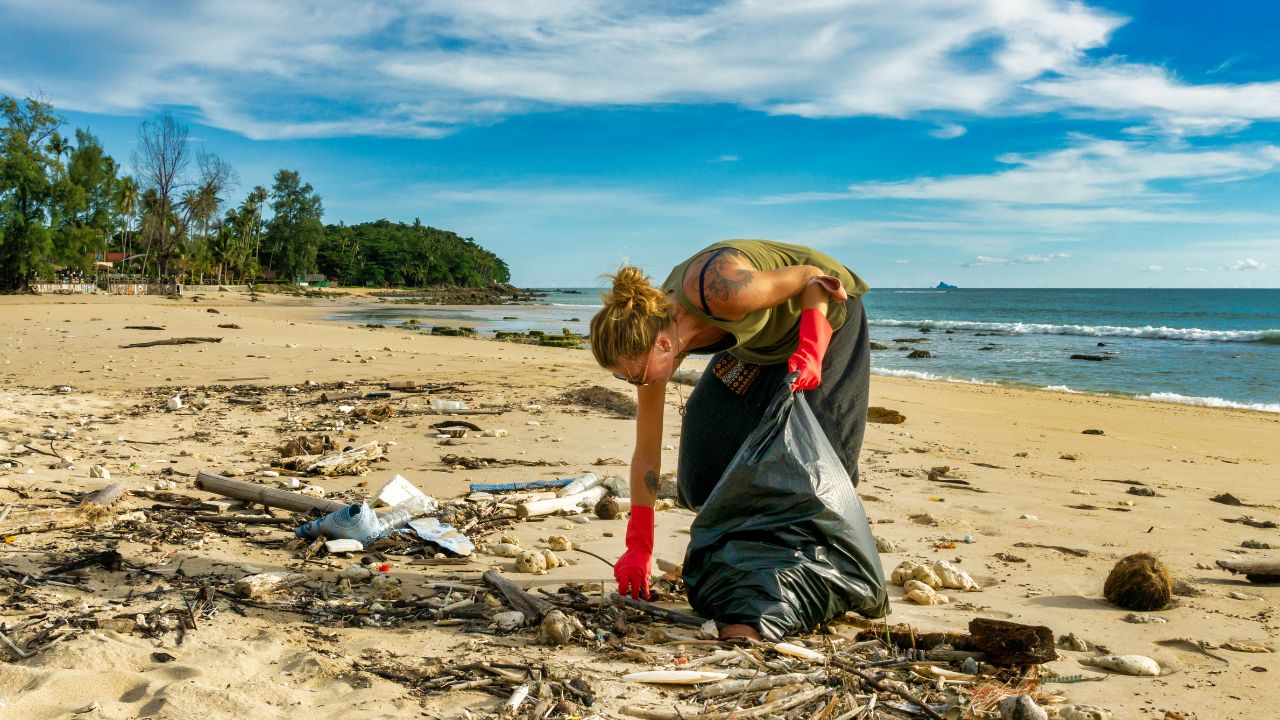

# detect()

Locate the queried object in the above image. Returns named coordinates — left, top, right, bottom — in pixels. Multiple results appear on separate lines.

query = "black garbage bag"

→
left=682, top=381, right=889, bottom=640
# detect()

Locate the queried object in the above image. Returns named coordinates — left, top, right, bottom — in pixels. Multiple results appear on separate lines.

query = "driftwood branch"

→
left=607, top=592, right=707, bottom=628
left=195, top=470, right=345, bottom=514
left=483, top=570, right=557, bottom=619
left=1217, top=557, right=1280, bottom=583
left=622, top=684, right=828, bottom=720
left=120, top=336, right=222, bottom=349
left=0, top=483, right=125, bottom=536
left=832, top=657, right=944, bottom=720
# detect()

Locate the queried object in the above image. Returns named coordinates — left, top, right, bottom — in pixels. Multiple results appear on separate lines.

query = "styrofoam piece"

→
left=325, top=539, right=364, bottom=553
left=373, top=474, right=426, bottom=508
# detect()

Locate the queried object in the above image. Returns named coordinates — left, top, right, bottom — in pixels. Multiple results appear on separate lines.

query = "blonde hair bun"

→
left=590, top=266, right=674, bottom=368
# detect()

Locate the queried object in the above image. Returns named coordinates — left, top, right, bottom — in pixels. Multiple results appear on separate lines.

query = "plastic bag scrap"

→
left=683, top=381, right=889, bottom=640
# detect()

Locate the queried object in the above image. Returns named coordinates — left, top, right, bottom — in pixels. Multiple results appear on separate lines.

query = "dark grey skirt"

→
left=677, top=295, right=870, bottom=510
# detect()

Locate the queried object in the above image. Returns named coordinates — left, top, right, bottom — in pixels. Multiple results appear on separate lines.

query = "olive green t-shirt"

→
left=660, top=240, right=868, bottom=364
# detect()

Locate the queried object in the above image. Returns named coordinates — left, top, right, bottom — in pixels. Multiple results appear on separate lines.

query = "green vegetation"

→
left=0, top=95, right=510, bottom=292
left=318, top=219, right=510, bottom=287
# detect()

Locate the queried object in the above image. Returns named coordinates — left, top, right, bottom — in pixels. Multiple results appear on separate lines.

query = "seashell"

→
left=516, top=549, right=548, bottom=574
left=540, top=549, right=562, bottom=569
left=1058, top=705, right=1113, bottom=720
left=547, top=535, right=573, bottom=551
left=903, top=579, right=949, bottom=605
left=623, top=670, right=729, bottom=685
left=891, top=560, right=921, bottom=586
left=481, top=543, right=522, bottom=558
left=932, top=559, right=979, bottom=590
left=1078, top=654, right=1160, bottom=676
left=773, top=642, right=824, bottom=662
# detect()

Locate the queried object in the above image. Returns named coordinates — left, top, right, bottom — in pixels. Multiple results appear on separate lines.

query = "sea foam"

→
left=870, top=319, right=1280, bottom=343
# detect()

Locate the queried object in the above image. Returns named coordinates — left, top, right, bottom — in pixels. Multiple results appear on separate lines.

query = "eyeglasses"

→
left=613, top=344, right=655, bottom=386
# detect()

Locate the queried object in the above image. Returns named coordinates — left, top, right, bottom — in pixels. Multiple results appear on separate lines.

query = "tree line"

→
left=0, top=96, right=510, bottom=291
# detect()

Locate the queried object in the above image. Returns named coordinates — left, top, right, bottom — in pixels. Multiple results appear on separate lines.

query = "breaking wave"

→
left=1135, top=392, right=1280, bottom=413
left=870, top=319, right=1280, bottom=344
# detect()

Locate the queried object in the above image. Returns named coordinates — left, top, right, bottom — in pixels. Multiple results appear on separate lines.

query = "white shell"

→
left=1078, top=654, right=1160, bottom=676
left=623, top=671, right=728, bottom=685
left=774, top=642, right=824, bottom=662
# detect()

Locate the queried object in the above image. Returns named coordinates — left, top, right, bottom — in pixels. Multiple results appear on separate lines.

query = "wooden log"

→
left=969, top=618, right=1057, bottom=665
left=607, top=592, right=706, bottom=628
left=120, top=336, right=222, bottom=349
left=1216, top=557, right=1280, bottom=583
left=517, top=487, right=606, bottom=518
left=195, top=470, right=345, bottom=514
left=302, top=441, right=385, bottom=475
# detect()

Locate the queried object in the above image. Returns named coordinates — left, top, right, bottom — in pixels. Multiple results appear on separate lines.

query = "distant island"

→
left=936, top=281, right=958, bottom=289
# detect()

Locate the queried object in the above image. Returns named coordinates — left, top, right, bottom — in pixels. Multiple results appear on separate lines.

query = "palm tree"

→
left=45, top=132, right=73, bottom=168
left=115, top=176, right=139, bottom=276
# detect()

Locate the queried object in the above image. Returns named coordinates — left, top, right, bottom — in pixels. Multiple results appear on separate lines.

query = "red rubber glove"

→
left=615, top=505, right=655, bottom=599
left=788, top=309, right=833, bottom=391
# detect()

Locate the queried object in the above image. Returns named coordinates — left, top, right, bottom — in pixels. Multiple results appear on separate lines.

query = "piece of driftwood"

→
left=1216, top=557, right=1280, bottom=583
left=607, top=592, right=706, bottom=628
left=969, top=618, right=1057, bottom=665
left=124, top=325, right=165, bottom=330
left=483, top=570, right=557, bottom=619
left=832, top=657, right=944, bottom=720
left=0, top=483, right=124, bottom=536
left=120, top=336, right=222, bottom=349
left=195, top=470, right=345, bottom=514
left=281, top=441, right=386, bottom=476
left=622, top=685, right=828, bottom=720
left=517, top=487, right=606, bottom=518
left=696, top=671, right=825, bottom=700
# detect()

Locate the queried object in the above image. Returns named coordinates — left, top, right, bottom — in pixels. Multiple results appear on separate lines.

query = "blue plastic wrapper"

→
left=295, top=502, right=385, bottom=546
left=683, top=381, right=889, bottom=640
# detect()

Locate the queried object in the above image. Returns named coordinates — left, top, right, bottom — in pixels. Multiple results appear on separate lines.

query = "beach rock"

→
left=516, top=549, right=548, bottom=574
left=903, top=579, right=949, bottom=605
left=546, top=535, right=572, bottom=551
left=867, top=406, right=906, bottom=424
left=998, top=695, right=1047, bottom=720
left=875, top=536, right=904, bottom=553
left=979, top=345, right=999, bottom=350
left=1058, top=632, right=1090, bottom=651
left=1059, top=706, right=1113, bottom=720
left=869, top=341, right=890, bottom=350
left=1123, top=613, right=1167, bottom=624
left=1210, top=492, right=1244, bottom=506
left=1070, top=354, right=1113, bottom=361
left=906, top=349, right=932, bottom=359
left=1241, top=539, right=1273, bottom=550
left=1127, top=486, right=1158, bottom=497
left=1082, top=428, right=1105, bottom=435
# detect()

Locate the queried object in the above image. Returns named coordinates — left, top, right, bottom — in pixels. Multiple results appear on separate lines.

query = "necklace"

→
left=672, top=320, right=686, bottom=416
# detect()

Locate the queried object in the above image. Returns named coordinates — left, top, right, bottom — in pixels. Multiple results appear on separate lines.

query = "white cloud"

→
left=963, top=251, right=1070, bottom=267
left=929, top=123, right=967, bottom=139
left=894, top=259, right=911, bottom=264
left=1017, top=252, right=1070, bottom=263
left=963, top=256, right=1012, bottom=267
left=1145, top=265, right=1163, bottom=272
left=1183, top=266, right=1206, bottom=272
left=846, top=138, right=1280, bottom=205
left=713, top=154, right=740, bottom=163
left=0, top=0, right=1125, bottom=139
left=1223, top=258, right=1265, bottom=271
left=1028, top=62, right=1280, bottom=134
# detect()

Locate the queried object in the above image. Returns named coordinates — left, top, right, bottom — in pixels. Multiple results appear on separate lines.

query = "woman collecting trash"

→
left=589, top=239, right=872, bottom=638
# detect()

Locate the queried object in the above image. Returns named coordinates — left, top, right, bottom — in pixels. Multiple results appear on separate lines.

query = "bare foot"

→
left=718, top=623, right=762, bottom=642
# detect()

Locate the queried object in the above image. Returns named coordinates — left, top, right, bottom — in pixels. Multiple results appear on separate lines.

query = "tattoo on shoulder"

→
left=703, top=249, right=753, bottom=303
left=644, top=470, right=659, bottom=496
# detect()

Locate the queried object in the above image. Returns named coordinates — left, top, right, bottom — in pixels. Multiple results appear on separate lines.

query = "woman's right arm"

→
left=629, top=380, right=667, bottom=507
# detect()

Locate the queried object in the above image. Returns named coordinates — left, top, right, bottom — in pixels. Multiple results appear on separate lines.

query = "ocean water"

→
left=332, top=288, right=1280, bottom=412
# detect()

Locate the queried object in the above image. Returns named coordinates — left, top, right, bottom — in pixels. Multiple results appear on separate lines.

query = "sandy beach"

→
left=1, top=290, right=1277, bottom=720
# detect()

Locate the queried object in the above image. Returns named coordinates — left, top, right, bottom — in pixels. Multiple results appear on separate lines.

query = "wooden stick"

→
left=696, top=671, right=826, bottom=700
left=606, top=592, right=706, bottom=628
left=482, top=569, right=557, bottom=619
left=195, top=470, right=345, bottom=514
left=832, top=657, right=945, bottom=720
left=0, top=483, right=125, bottom=536
left=0, top=629, right=31, bottom=659
left=622, top=684, right=828, bottom=720
left=120, top=336, right=222, bottom=348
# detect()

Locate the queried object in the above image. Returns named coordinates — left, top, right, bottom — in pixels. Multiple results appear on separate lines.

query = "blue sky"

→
left=2, top=0, right=1278, bottom=288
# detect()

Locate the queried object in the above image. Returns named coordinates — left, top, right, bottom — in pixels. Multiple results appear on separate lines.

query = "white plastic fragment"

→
left=623, top=671, right=728, bottom=685
left=324, top=539, right=364, bottom=554
left=373, top=474, right=427, bottom=508
left=774, top=642, right=824, bottom=662
left=167, top=395, right=183, bottom=411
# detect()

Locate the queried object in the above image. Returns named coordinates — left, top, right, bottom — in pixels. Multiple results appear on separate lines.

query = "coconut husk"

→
left=280, top=434, right=336, bottom=457
left=1104, top=552, right=1173, bottom=611
left=556, top=386, right=637, bottom=418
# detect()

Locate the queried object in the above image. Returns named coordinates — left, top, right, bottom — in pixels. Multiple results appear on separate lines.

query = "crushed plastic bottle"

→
left=377, top=494, right=437, bottom=532
left=557, top=473, right=600, bottom=497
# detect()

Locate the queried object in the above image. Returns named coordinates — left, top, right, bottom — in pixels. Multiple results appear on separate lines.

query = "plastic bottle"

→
left=557, top=472, right=600, bottom=497
left=430, top=399, right=469, bottom=411
left=377, top=494, right=437, bottom=532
